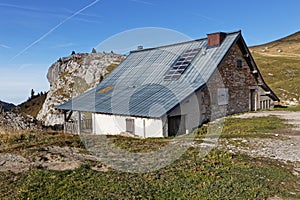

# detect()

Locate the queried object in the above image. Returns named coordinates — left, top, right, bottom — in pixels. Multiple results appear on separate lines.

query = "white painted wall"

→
left=94, top=113, right=164, bottom=138
left=168, top=90, right=202, bottom=134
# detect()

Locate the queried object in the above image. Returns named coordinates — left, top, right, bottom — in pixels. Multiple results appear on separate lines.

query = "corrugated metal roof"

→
left=57, top=31, right=241, bottom=117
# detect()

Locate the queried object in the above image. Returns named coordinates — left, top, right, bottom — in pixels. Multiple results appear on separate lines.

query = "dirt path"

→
left=0, top=146, right=107, bottom=173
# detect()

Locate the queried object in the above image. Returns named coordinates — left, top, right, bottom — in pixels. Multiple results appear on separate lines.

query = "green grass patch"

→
left=1, top=148, right=298, bottom=199
left=106, top=135, right=169, bottom=153
left=252, top=52, right=300, bottom=101
left=80, top=134, right=170, bottom=153
left=0, top=115, right=298, bottom=199
left=0, top=130, right=84, bottom=156
left=194, top=115, right=290, bottom=139
left=275, top=105, right=300, bottom=112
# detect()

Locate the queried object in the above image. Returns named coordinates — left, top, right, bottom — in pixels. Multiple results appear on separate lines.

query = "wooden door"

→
left=250, top=89, right=256, bottom=111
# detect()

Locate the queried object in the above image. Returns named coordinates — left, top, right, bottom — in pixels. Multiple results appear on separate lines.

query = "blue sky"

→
left=1, top=0, right=300, bottom=104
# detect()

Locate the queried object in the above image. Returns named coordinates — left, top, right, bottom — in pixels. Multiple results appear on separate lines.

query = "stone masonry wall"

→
left=206, top=44, right=258, bottom=119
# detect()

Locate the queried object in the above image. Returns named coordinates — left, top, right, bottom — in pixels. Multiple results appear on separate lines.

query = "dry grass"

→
left=250, top=32, right=300, bottom=101
left=0, top=115, right=299, bottom=199
left=17, top=94, right=47, bottom=118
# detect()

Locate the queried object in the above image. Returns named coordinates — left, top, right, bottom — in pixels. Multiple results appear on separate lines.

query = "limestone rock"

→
left=37, top=52, right=125, bottom=126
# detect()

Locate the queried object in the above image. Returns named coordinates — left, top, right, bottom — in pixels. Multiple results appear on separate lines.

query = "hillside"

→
left=250, top=32, right=300, bottom=104
left=0, top=100, right=15, bottom=112
left=17, top=93, right=47, bottom=118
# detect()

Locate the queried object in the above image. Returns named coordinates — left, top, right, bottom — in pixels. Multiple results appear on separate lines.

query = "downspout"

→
left=143, top=119, right=146, bottom=138
left=63, top=111, right=67, bottom=134
left=77, top=111, right=81, bottom=135
left=92, top=113, right=95, bottom=134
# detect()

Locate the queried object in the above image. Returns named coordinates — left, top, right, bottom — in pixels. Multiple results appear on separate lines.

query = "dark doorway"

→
left=168, top=115, right=186, bottom=137
left=250, top=89, right=256, bottom=111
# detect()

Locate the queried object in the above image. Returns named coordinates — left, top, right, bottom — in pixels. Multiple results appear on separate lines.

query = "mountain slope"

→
left=250, top=32, right=300, bottom=104
left=17, top=93, right=47, bottom=118
left=0, top=100, right=16, bottom=112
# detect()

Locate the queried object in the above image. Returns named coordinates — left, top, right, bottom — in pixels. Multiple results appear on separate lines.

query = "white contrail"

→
left=10, top=0, right=100, bottom=61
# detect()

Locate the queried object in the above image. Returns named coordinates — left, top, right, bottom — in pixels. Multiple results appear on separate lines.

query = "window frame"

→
left=126, top=118, right=135, bottom=134
left=236, top=59, right=243, bottom=68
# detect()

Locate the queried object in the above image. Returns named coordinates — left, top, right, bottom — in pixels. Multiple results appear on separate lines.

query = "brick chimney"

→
left=207, top=32, right=227, bottom=47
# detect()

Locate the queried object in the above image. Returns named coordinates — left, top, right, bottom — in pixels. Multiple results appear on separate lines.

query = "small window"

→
left=236, top=59, right=243, bottom=68
left=218, top=88, right=229, bottom=105
left=126, top=119, right=134, bottom=133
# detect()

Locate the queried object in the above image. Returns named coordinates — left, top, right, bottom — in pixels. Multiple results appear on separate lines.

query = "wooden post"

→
left=255, top=91, right=257, bottom=111
left=77, top=111, right=81, bottom=135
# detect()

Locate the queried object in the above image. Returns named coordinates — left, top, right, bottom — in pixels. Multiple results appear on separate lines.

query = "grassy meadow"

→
left=0, top=115, right=299, bottom=199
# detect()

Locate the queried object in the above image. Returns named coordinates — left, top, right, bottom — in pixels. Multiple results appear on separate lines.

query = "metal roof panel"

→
left=57, top=31, right=241, bottom=117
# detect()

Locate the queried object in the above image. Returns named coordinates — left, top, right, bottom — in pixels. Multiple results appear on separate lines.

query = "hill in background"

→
left=0, top=100, right=16, bottom=112
left=17, top=93, right=47, bottom=118
left=250, top=32, right=300, bottom=104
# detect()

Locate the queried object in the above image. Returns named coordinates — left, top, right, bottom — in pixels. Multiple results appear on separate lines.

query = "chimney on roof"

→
left=207, top=32, right=227, bottom=47
left=137, top=45, right=143, bottom=50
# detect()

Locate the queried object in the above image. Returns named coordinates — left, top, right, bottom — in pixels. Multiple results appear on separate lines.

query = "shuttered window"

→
left=236, top=59, right=243, bottom=68
left=218, top=88, right=229, bottom=105
left=126, top=119, right=135, bottom=133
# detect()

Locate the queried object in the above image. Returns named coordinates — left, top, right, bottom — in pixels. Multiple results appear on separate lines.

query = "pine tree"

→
left=31, top=89, right=35, bottom=99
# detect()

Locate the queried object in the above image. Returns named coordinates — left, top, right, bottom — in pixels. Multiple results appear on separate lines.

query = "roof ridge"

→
left=130, top=30, right=241, bottom=53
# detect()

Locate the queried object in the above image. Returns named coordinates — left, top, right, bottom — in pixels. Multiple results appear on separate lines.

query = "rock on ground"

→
left=0, top=110, right=40, bottom=131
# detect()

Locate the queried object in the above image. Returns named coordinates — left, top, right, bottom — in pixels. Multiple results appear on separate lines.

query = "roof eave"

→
left=237, top=36, right=280, bottom=102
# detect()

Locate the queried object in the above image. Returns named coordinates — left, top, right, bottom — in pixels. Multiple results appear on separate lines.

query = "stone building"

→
left=57, top=30, right=279, bottom=137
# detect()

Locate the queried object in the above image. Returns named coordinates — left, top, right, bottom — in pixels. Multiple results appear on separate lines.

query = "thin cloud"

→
left=17, top=63, right=34, bottom=71
left=192, top=13, right=224, bottom=25
left=0, top=44, right=11, bottom=49
left=63, top=8, right=103, bottom=19
left=10, top=0, right=101, bottom=61
left=0, top=3, right=39, bottom=12
left=130, top=0, right=155, bottom=6
left=62, top=8, right=103, bottom=24
left=74, top=17, right=102, bottom=24
left=0, top=3, right=103, bottom=26
left=55, top=42, right=76, bottom=48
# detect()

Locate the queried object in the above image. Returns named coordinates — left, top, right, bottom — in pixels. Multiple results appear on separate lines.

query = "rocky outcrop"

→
left=0, top=111, right=40, bottom=130
left=37, top=52, right=125, bottom=126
